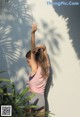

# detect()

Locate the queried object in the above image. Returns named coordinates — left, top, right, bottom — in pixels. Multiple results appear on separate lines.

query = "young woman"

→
left=26, top=24, right=50, bottom=117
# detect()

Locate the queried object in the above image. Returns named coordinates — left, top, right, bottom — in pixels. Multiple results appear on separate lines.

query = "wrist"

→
left=31, top=31, right=36, bottom=34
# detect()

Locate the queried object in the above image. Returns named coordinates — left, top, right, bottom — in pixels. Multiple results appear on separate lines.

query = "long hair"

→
left=26, top=50, right=31, bottom=59
left=35, top=49, right=48, bottom=77
left=26, top=48, right=48, bottom=77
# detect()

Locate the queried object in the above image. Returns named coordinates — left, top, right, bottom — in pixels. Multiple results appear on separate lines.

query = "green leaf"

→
left=4, top=93, right=13, bottom=96
left=0, top=78, right=11, bottom=82
left=17, top=93, right=35, bottom=105
left=45, top=111, right=55, bottom=116
left=0, top=71, right=6, bottom=73
left=0, top=81, right=3, bottom=83
left=0, top=88, right=3, bottom=93
left=11, top=82, right=16, bottom=102
left=16, top=87, right=30, bottom=103
left=19, top=105, right=37, bottom=109
left=6, top=84, right=12, bottom=88
left=19, top=87, right=30, bottom=97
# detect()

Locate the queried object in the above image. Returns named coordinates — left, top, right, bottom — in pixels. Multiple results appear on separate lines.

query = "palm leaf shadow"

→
left=0, top=0, right=32, bottom=91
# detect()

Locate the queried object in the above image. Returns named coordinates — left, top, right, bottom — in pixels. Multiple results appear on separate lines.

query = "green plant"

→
left=0, top=71, right=37, bottom=117
left=0, top=71, right=54, bottom=117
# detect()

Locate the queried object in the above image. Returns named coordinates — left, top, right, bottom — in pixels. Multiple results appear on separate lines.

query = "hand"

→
left=32, top=23, right=37, bottom=33
left=32, top=47, right=39, bottom=54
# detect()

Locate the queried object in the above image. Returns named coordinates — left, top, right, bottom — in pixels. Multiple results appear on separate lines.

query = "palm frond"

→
left=0, top=71, right=6, bottom=73
left=0, top=78, right=11, bottom=82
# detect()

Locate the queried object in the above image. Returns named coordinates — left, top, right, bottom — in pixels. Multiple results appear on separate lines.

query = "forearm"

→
left=31, top=24, right=37, bottom=51
left=31, top=32, right=36, bottom=51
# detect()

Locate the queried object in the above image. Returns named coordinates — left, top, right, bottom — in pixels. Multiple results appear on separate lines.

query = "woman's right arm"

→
left=30, top=24, right=38, bottom=71
left=31, top=24, right=37, bottom=52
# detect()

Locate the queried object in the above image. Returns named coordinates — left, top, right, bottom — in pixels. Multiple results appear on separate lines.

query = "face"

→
left=26, top=58, right=31, bottom=67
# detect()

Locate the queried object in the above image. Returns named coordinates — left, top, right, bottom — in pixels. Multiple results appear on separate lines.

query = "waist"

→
left=29, top=84, right=46, bottom=94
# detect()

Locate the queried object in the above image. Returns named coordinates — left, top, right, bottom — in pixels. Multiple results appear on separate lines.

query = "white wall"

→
left=0, top=0, right=80, bottom=117
left=26, top=0, right=80, bottom=116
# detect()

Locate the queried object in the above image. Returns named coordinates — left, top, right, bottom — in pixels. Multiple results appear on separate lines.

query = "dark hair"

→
left=26, top=50, right=31, bottom=59
left=26, top=49, right=48, bottom=77
left=35, top=49, right=48, bottom=77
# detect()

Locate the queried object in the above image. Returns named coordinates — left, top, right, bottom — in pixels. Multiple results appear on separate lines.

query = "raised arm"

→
left=30, top=24, right=50, bottom=72
left=30, top=24, right=38, bottom=71
left=31, top=24, right=37, bottom=52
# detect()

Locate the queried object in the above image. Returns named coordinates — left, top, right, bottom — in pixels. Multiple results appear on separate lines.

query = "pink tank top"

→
left=29, top=67, right=48, bottom=94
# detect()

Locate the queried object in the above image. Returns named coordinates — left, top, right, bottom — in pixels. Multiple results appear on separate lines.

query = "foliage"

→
left=0, top=71, right=37, bottom=117
left=0, top=71, right=54, bottom=117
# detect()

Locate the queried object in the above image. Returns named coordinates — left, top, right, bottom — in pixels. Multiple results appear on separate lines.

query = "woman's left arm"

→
left=37, top=44, right=50, bottom=67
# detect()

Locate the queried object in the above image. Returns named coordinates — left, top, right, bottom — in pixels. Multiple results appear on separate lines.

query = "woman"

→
left=26, top=24, right=50, bottom=117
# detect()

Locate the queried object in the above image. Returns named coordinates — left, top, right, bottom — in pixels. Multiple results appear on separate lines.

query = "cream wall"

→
left=28, top=0, right=80, bottom=117
left=0, top=0, right=80, bottom=117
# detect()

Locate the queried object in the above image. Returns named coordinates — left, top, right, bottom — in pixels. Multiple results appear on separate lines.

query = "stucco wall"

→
left=0, top=0, right=80, bottom=117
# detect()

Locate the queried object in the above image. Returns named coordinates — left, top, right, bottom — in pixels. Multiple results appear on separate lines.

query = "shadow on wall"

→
left=52, top=0, right=80, bottom=59
left=38, top=20, right=64, bottom=113
left=0, top=0, right=32, bottom=91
